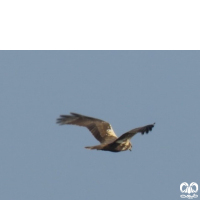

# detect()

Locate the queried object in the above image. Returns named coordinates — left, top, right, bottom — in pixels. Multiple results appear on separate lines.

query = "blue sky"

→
left=0, top=51, right=200, bottom=200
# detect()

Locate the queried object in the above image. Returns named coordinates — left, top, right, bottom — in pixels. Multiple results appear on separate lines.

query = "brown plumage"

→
left=57, top=112, right=155, bottom=153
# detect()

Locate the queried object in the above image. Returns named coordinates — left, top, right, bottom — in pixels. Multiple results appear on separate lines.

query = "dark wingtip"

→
left=143, top=123, right=155, bottom=135
left=56, top=117, right=64, bottom=125
left=56, top=115, right=69, bottom=125
left=56, top=113, right=79, bottom=125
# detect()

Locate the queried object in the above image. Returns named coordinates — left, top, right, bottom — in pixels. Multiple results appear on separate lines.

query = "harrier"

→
left=57, top=112, right=155, bottom=152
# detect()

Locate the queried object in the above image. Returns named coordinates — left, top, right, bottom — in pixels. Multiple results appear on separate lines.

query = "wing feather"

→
left=115, top=123, right=155, bottom=143
left=57, top=112, right=118, bottom=144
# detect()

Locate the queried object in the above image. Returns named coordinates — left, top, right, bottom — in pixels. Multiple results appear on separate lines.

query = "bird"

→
left=57, top=112, right=155, bottom=153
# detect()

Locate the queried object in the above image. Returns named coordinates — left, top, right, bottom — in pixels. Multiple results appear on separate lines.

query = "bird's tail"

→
left=85, top=144, right=105, bottom=150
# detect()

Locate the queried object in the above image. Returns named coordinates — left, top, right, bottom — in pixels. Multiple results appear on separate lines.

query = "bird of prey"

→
left=57, top=112, right=155, bottom=153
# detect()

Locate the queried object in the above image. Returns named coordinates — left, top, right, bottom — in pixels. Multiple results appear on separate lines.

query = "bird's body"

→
left=57, top=112, right=155, bottom=153
left=89, top=140, right=132, bottom=152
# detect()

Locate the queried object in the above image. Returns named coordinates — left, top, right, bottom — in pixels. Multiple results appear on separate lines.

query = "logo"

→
left=180, top=182, right=198, bottom=199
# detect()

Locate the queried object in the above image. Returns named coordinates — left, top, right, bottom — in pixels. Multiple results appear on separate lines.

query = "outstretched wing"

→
left=115, top=123, right=155, bottom=144
left=57, top=112, right=118, bottom=144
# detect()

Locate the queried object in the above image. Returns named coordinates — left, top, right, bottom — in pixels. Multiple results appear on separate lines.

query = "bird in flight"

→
left=57, top=112, right=155, bottom=153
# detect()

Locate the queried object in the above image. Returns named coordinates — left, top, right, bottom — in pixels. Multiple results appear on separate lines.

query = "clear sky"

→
left=0, top=51, right=199, bottom=200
